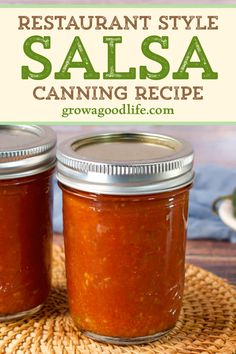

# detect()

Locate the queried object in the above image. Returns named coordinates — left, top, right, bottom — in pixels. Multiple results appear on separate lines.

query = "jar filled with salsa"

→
left=0, top=125, right=56, bottom=321
left=57, top=132, right=194, bottom=345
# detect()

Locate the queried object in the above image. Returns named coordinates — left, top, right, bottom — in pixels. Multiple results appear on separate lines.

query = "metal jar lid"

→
left=57, top=132, right=194, bottom=195
left=0, top=125, right=57, bottom=180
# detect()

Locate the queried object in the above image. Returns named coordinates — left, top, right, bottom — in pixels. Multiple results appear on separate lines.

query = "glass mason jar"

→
left=57, top=132, right=194, bottom=345
left=0, top=125, right=56, bottom=321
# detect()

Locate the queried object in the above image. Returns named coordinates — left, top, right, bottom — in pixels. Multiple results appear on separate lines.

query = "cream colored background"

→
left=0, top=7, right=235, bottom=122
left=4, top=1, right=236, bottom=4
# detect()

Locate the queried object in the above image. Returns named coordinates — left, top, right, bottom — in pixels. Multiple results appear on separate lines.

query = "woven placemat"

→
left=0, top=245, right=236, bottom=354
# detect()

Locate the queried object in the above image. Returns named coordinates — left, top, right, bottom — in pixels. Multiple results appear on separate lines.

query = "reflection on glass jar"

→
left=57, top=132, right=194, bottom=345
left=0, top=126, right=56, bottom=321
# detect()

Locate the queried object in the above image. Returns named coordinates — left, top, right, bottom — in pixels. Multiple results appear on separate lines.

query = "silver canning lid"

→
left=0, top=125, right=57, bottom=179
left=57, top=132, right=194, bottom=195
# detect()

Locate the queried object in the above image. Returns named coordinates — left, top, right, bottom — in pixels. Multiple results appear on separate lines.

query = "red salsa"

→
left=61, top=186, right=190, bottom=338
left=0, top=171, right=53, bottom=316
left=57, top=132, right=194, bottom=344
left=0, top=125, right=56, bottom=320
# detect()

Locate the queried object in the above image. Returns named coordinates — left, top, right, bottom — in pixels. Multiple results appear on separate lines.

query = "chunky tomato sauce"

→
left=61, top=184, right=190, bottom=338
left=0, top=170, right=53, bottom=315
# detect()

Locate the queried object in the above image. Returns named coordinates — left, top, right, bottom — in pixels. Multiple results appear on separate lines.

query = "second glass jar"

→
left=0, top=125, right=56, bottom=321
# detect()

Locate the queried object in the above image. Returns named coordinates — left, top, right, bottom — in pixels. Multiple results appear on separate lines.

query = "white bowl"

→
left=218, top=199, right=236, bottom=231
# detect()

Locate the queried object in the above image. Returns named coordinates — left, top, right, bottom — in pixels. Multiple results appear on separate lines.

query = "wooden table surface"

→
left=186, top=240, right=236, bottom=288
left=55, top=235, right=236, bottom=288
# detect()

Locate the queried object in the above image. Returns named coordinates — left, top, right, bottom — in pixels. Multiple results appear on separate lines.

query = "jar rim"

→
left=0, top=125, right=56, bottom=180
left=57, top=132, right=194, bottom=195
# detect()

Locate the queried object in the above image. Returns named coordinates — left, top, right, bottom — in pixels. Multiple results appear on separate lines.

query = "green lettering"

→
left=55, top=36, right=99, bottom=79
left=103, top=36, right=136, bottom=79
left=140, top=36, right=170, bottom=80
left=22, top=36, right=51, bottom=80
left=173, top=36, right=218, bottom=79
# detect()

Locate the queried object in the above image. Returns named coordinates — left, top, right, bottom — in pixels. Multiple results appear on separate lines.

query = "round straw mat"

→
left=0, top=245, right=236, bottom=354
